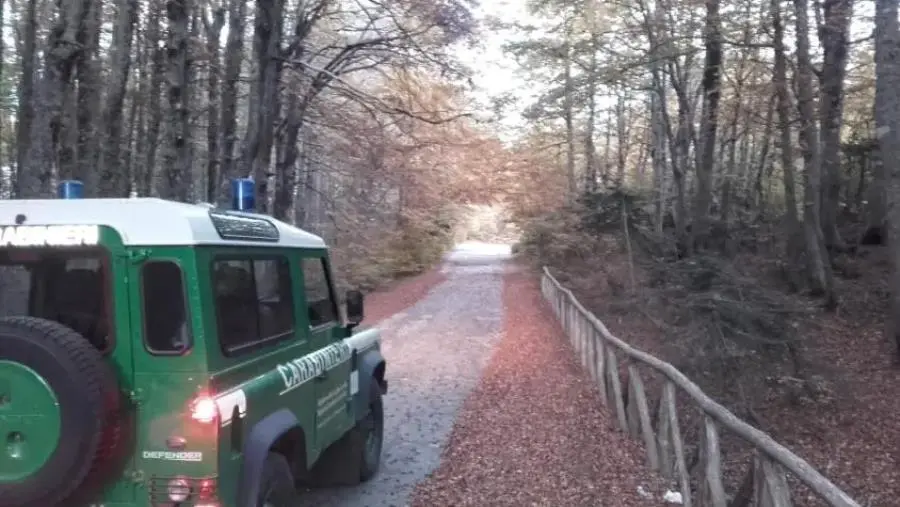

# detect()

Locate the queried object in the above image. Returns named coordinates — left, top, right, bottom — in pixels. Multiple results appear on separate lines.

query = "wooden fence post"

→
left=697, top=417, right=727, bottom=507
left=753, top=454, right=793, bottom=507
left=595, top=331, right=607, bottom=405
left=584, top=316, right=592, bottom=369
left=626, top=365, right=659, bottom=470
left=605, top=349, right=628, bottom=431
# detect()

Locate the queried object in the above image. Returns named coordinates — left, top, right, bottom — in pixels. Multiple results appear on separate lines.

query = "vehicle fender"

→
left=237, top=409, right=300, bottom=506
left=352, top=347, right=386, bottom=420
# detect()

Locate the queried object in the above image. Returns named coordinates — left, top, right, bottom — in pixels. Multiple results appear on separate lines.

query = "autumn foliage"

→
left=323, top=69, right=515, bottom=290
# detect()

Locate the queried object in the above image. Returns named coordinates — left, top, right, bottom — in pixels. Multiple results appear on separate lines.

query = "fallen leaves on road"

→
left=410, top=268, right=667, bottom=507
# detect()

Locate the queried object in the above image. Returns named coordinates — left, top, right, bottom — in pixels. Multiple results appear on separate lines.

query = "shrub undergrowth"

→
left=514, top=188, right=817, bottom=411
left=331, top=205, right=459, bottom=294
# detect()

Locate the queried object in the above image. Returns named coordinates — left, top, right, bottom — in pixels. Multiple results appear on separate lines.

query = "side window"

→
left=255, top=258, right=294, bottom=338
left=212, top=257, right=294, bottom=355
left=301, top=258, right=338, bottom=327
left=141, top=261, right=192, bottom=354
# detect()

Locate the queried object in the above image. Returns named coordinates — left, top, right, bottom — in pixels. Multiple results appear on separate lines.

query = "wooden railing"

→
left=540, top=267, right=863, bottom=507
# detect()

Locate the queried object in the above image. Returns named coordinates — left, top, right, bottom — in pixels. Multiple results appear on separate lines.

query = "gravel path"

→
left=302, top=243, right=511, bottom=507
left=361, top=266, right=447, bottom=325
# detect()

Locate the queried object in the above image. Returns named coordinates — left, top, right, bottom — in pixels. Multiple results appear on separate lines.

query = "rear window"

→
left=141, top=260, right=192, bottom=354
left=212, top=256, right=295, bottom=356
left=0, top=248, right=113, bottom=351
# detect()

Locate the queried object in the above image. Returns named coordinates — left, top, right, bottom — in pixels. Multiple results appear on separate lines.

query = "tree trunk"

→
left=240, top=0, right=284, bottom=213
left=651, top=85, right=668, bottom=234
left=772, top=0, right=804, bottom=287
left=616, top=90, right=629, bottom=186
left=867, top=4, right=891, bottom=242
left=584, top=38, right=598, bottom=192
left=218, top=0, right=244, bottom=199
left=752, top=95, right=775, bottom=219
left=874, top=0, right=900, bottom=358
left=98, top=0, right=138, bottom=196
left=73, top=0, right=101, bottom=189
left=14, top=0, right=36, bottom=195
left=162, top=0, right=193, bottom=201
left=818, top=0, right=854, bottom=251
left=693, top=0, right=723, bottom=250
left=0, top=0, right=6, bottom=195
left=203, top=3, right=225, bottom=202
left=562, top=30, right=576, bottom=195
left=792, top=0, right=836, bottom=306
left=140, top=1, right=165, bottom=196
left=21, top=0, right=90, bottom=197
left=666, top=62, right=696, bottom=250
left=720, top=36, right=750, bottom=226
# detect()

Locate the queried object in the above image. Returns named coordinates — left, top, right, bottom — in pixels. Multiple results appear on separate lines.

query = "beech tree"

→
left=504, top=0, right=884, bottom=309
left=0, top=0, right=504, bottom=287
left=875, top=0, right=900, bottom=355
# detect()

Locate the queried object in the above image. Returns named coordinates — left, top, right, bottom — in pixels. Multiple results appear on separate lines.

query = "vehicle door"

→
left=299, top=255, right=354, bottom=451
left=207, top=252, right=314, bottom=499
left=126, top=250, right=215, bottom=500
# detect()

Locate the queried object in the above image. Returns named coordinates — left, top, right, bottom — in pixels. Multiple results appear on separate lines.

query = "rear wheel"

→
left=308, top=379, right=385, bottom=486
left=257, top=453, right=297, bottom=507
left=0, top=316, right=122, bottom=507
left=359, top=381, right=384, bottom=481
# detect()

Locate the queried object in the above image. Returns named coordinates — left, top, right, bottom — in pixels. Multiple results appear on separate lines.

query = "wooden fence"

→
left=540, top=267, right=863, bottom=507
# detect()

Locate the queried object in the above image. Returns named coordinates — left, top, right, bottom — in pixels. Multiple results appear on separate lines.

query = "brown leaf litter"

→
left=561, top=248, right=900, bottom=506
left=409, top=268, right=668, bottom=507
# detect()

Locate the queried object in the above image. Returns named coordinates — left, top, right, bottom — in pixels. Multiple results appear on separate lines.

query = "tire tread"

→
left=0, top=316, right=120, bottom=507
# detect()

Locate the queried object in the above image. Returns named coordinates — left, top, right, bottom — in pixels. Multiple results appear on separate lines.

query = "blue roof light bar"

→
left=230, top=178, right=255, bottom=211
left=58, top=180, right=84, bottom=199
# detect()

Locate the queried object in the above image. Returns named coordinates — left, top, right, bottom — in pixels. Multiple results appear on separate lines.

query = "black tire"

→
left=257, top=453, right=297, bottom=507
left=307, top=379, right=385, bottom=486
left=0, top=316, right=121, bottom=507
left=359, top=381, right=384, bottom=481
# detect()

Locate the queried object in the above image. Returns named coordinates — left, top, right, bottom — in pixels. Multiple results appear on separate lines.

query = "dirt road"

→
left=302, top=243, right=511, bottom=506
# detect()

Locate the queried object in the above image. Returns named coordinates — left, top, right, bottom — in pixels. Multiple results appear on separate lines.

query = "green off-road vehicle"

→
left=0, top=178, right=388, bottom=507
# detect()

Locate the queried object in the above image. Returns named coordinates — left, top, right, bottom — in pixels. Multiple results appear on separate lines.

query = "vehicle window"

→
left=141, top=261, right=191, bottom=354
left=0, top=248, right=113, bottom=351
left=0, top=265, right=29, bottom=316
left=213, top=256, right=294, bottom=355
left=255, top=259, right=294, bottom=338
left=301, top=258, right=338, bottom=327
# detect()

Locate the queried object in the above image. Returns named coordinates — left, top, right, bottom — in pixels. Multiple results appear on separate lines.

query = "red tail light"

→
left=197, top=478, right=216, bottom=500
left=190, top=395, right=218, bottom=424
left=149, top=476, right=219, bottom=506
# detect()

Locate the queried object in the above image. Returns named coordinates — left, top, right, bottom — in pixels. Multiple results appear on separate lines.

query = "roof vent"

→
left=58, top=180, right=84, bottom=199
left=230, top=178, right=255, bottom=211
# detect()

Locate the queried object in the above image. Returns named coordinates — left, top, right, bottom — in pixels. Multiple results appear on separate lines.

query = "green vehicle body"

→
left=0, top=191, right=387, bottom=507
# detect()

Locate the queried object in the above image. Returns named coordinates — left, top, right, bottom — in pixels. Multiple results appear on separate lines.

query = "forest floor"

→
left=551, top=244, right=900, bottom=506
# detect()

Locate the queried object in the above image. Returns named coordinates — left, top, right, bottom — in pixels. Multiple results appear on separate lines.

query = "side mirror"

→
left=346, top=290, right=364, bottom=328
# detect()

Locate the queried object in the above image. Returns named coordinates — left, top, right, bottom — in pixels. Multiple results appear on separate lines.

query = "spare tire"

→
left=0, top=316, right=122, bottom=507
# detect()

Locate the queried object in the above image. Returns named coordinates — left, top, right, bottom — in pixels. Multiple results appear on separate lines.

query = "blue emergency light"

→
left=231, top=178, right=255, bottom=211
left=58, top=180, right=84, bottom=199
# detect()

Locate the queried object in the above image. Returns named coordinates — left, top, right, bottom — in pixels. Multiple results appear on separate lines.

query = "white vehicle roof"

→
left=0, top=197, right=327, bottom=248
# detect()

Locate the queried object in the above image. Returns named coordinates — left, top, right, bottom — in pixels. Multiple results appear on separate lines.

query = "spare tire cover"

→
left=0, top=316, right=120, bottom=507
